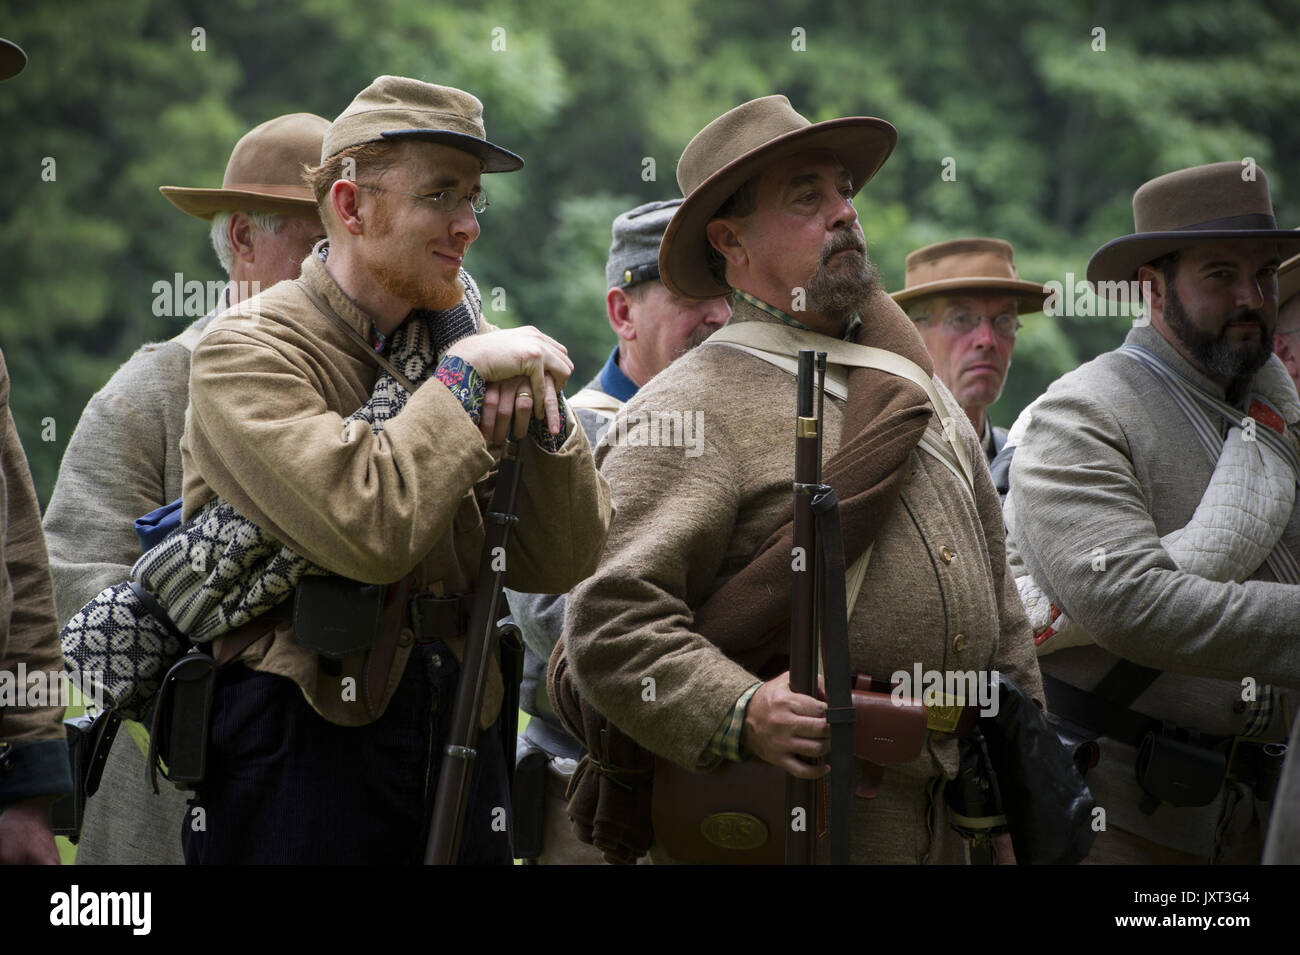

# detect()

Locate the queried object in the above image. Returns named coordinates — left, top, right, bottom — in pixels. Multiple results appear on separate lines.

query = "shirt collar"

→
left=730, top=288, right=861, bottom=341
left=599, top=345, right=640, bottom=403
left=304, top=240, right=383, bottom=346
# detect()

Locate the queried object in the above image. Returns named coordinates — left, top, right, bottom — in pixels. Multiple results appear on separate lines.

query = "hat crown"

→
left=1133, top=160, right=1277, bottom=233
left=676, top=95, right=811, bottom=197
left=607, top=199, right=681, bottom=290
left=223, top=112, right=330, bottom=190
left=904, top=238, right=1020, bottom=289
left=323, top=75, right=487, bottom=161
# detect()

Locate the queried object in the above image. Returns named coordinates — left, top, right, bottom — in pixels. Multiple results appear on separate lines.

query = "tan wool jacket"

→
left=0, top=348, right=71, bottom=806
left=563, top=301, right=1042, bottom=864
left=180, top=250, right=612, bottom=727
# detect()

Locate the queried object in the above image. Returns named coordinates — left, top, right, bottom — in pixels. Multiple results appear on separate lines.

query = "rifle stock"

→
left=426, top=427, right=524, bottom=865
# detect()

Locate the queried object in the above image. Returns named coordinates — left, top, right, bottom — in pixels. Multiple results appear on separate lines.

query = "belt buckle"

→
left=927, top=696, right=965, bottom=734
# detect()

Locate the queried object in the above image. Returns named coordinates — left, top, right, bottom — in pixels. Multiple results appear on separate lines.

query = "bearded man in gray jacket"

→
left=42, top=113, right=326, bottom=864
left=1006, top=161, right=1300, bottom=863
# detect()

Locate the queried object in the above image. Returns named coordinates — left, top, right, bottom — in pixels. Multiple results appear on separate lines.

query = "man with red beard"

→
left=557, top=96, right=1041, bottom=865
left=1006, top=162, right=1300, bottom=863
left=177, top=76, right=610, bottom=863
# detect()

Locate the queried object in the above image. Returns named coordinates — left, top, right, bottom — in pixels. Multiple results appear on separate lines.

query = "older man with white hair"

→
left=42, top=112, right=327, bottom=864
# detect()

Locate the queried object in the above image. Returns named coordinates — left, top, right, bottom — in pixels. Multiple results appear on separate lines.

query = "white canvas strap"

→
left=705, top=321, right=977, bottom=501
left=846, top=543, right=873, bottom=618
left=171, top=322, right=207, bottom=353
left=568, top=387, right=624, bottom=421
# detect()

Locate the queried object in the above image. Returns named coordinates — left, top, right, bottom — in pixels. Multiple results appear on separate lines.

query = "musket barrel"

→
left=426, top=430, right=524, bottom=864
left=786, top=349, right=820, bottom=865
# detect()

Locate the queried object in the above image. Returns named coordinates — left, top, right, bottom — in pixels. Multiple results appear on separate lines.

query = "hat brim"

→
left=380, top=129, right=523, bottom=173
left=0, top=38, right=27, bottom=80
left=891, top=277, right=1050, bottom=314
left=1087, top=230, right=1300, bottom=286
left=660, top=117, right=898, bottom=299
left=159, top=185, right=320, bottom=221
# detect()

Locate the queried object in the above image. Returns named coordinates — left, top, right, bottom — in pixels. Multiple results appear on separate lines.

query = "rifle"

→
left=786, top=350, right=821, bottom=865
left=785, top=349, right=853, bottom=865
left=426, top=423, right=524, bottom=865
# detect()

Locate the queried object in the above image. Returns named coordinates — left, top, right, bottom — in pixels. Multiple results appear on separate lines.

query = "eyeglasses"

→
left=356, top=182, right=489, bottom=215
left=921, top=311, right=1022, bottom=339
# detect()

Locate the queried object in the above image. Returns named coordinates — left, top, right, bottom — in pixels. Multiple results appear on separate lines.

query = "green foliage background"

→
left=3, top=0, right=1300, bottom=504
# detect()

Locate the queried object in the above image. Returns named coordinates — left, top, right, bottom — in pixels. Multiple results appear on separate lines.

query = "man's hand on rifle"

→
left=445, top=326, right=573, bottom=442
left=742, top=671, right=830, bottom=779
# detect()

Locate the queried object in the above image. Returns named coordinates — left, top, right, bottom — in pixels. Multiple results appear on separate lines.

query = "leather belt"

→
left=1043, top=674, right=1231, bottom=751
left=407, top=591, right=474, bottom=643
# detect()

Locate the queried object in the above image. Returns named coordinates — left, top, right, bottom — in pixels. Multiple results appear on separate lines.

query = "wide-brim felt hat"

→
left=322, top=75, right=522, bottom=174
left=1087, top=161, right=1300, bottom=285
left=1280, top=250, right=1300, bottom=308
left=0, top=38, right=26, bottom=81
left=891, top=237, right=1048, bottom=314
left=160, top=112, right=329, bottom=220
left=660, top=95, right=897, bottom=299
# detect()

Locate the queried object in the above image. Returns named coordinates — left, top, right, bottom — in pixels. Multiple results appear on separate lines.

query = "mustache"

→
left=820, top=231, right=866, bottom=266
left=1221, top=309, right=1270, bottom=332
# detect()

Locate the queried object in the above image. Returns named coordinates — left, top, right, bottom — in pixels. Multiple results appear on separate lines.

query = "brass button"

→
left=939, top=545, right=954, bottom=564
left=398, top=627, right=414, bottom=648
left=952, top=632, right=968, bottom=653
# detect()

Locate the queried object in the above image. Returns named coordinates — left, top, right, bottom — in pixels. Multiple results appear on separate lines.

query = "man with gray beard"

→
left=555, top=96, right=1040, bottom=865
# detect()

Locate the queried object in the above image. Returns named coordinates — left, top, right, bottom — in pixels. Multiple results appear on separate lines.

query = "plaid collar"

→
left=730, top=288, right=861, bottom=341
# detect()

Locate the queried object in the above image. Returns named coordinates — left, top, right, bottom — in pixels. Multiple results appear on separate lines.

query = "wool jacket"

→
left=1005, top=322, right=1300, bottom=859
left=562, top=299, right=1042, bottom=864
left=43, top=314, right=213, bottom=863
left=0, top=349, right=72, bottom=808
left=181, top=251, right=611, bottom=727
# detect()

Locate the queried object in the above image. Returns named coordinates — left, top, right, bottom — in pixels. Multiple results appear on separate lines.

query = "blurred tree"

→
left=2, top=0, right=1298, bottom=504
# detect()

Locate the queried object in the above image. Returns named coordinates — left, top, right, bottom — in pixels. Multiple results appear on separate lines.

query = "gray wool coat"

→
left=42, top=315, right=212, bottom=865
left=1006, top=322, right=1300, bottom=860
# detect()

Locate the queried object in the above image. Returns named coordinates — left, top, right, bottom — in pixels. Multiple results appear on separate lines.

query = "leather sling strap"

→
left=706, top=321, right=977, bottom=501
left=811, top=486, right=854, bottom=865
left=298, top=280, right=418, bottom=394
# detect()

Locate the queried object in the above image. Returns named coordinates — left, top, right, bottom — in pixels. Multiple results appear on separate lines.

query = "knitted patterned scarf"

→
left=61, top=271, right=482, bottom=719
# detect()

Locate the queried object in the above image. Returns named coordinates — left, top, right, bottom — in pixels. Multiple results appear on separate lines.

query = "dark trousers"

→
left=182, top=640, right=512, bottom=864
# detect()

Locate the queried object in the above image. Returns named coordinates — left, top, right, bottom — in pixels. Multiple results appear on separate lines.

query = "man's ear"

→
left=607, top=287, right=635, bottom=341
left=329, top=178, right=365, bottom=236
left=706, top=218, right=747, bottom=271
left=228, top=212, right=256, bottom=264
left=1137, top=263, right=1166, bottom=320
